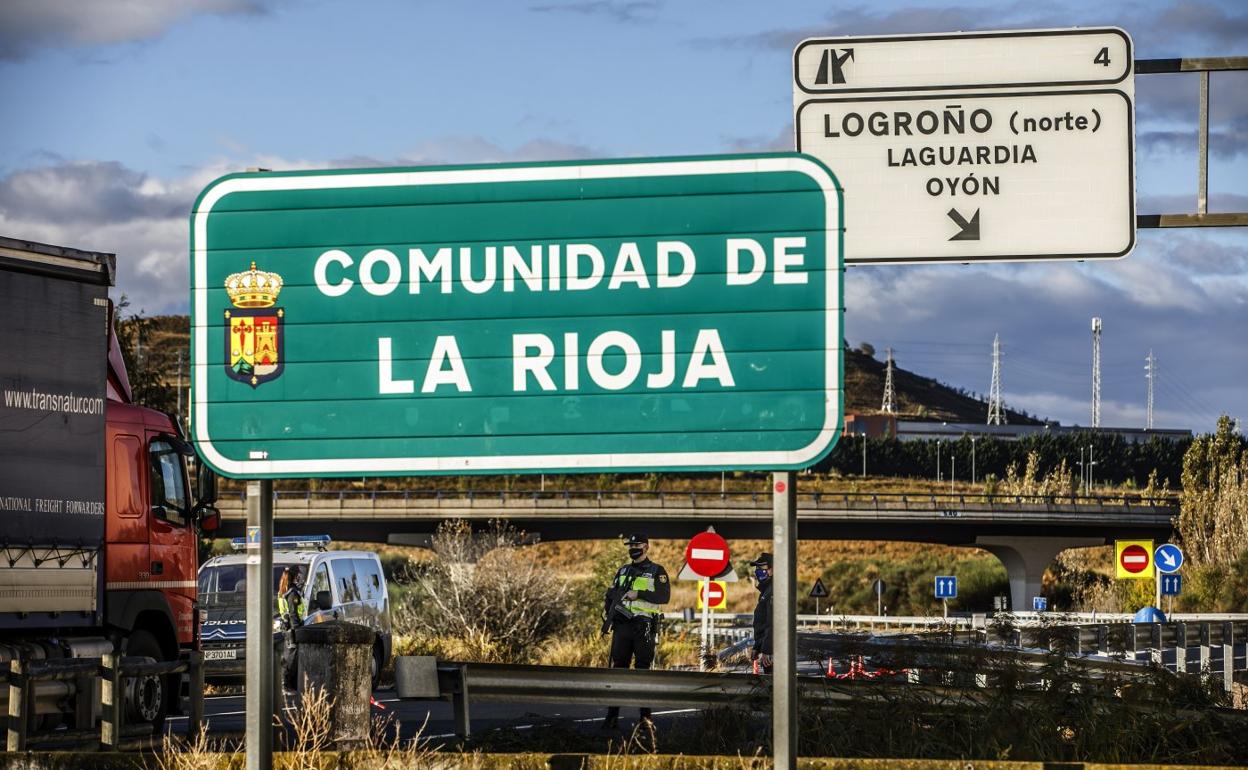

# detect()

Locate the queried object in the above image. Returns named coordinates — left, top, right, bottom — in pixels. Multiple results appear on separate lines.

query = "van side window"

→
left=329, top=559, right=358, bottom=603
left=353, top=558, right=383, bottom=601
left=148, top=440, right=188, bottom=526
left=310, top=564, right=332, bottom=605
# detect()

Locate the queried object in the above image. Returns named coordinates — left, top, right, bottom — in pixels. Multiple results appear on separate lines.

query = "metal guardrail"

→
left=679, top=615, right=1248, bottom=690
left=408, top=661, right=968, bottom=737
left=672, top=612, right=1248, bottom=628
left=401, top=625, right=1243, bottom=738
left=4, top=652, right=204, bottom=751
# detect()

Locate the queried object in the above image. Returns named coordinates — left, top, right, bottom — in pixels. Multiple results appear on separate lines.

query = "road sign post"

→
left=686, top=532, right=730, bottom=672
left=192, top=154, right=845, bottom=770
left=1154, top=543, right=1183, bottom=610
left=793, top=27, right=1135, bottom=264
left=1161, top=573, right=1182, bottom=615
left=934, top=575, right=957, bottom=619
left=810, top=577, right=829, bottom=615
left=244, top=479, right=273, bottom=770
left=772, top=472, right=797, bottom=770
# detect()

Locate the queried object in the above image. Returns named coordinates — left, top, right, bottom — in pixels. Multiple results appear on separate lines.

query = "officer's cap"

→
left=749, top=552, right=773, bottom=567
left=623, top=533, right=649, bottom=546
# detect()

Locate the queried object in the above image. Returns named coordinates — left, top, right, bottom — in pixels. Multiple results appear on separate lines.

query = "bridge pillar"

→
left=974, top=536, right=1103, bottom=611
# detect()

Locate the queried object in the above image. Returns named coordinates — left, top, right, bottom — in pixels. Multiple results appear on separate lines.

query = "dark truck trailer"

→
left=0, top=237, right=112, bottom=627
left=0, top=236, right=220, bottom=732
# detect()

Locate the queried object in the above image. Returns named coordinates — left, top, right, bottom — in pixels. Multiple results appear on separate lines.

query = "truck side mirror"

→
left=198, top=508, right=221, bottom=533
left=196, top=465, right=219, bottom=506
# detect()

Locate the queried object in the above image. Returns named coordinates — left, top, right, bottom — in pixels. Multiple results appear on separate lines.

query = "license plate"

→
left=204, top=648, right=238, bottom=661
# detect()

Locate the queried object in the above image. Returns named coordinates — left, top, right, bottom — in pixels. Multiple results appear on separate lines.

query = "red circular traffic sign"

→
left=1120, top=544, right=1150, bottom=574
left=685, top=531, right=730, bottom=578
left=699, top=582, right=726, bottom=608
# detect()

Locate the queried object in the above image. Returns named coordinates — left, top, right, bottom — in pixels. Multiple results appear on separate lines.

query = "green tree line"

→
left=817, top=431, right=1189, bottom=490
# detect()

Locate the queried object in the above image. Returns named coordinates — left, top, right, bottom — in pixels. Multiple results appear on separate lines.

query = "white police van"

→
left=197, top=535, right=393, bottom=687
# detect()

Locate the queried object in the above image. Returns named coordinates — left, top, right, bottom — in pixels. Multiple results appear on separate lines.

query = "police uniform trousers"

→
left=606, top=616, right=656, bottom=721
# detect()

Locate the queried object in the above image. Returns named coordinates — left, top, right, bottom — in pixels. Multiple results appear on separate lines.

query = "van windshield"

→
left=197, top=564, right=289, bottom=609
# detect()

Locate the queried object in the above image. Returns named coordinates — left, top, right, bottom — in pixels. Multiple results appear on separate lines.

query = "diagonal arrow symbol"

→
left=947, top=208, right=980, bottom=241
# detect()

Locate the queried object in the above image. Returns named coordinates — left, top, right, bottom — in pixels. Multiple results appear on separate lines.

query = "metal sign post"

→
left=772, top=472, right=797, bottom=770
left=699, top=578, right=712, bottom=671
left=245, top=480, right=274, bottom=770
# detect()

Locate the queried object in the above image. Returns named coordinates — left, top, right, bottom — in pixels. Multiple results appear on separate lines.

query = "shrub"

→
left=393, top=520, right=569, bottom=662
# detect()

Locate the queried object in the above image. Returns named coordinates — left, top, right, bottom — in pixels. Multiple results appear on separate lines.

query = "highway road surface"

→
left=172, top=688, right=705, bottom=746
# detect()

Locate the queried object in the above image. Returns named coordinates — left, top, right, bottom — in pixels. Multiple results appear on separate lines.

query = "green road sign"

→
left=190, top=154, right=843, bottom=478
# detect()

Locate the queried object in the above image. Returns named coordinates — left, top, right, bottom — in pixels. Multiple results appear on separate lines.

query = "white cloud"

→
left=0, top=137, right=605, bottom=313
left=843, top=233, right=1248, bottom=432
left=0, top=0, right=277, bottom=61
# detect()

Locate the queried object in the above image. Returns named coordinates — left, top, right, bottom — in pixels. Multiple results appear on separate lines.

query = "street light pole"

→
left=936, top=440, right=942, bottom=482
left=971, top=437, right=976, bottom=485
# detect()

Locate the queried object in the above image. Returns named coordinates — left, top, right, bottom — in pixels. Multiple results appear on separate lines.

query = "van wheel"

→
left=371, top=641, right=385, bottom=690
left=124, top=630, right=169, bottom=732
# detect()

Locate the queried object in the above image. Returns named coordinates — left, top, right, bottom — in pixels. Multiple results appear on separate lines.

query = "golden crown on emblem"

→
left=224, top=262, right=283, bottom=308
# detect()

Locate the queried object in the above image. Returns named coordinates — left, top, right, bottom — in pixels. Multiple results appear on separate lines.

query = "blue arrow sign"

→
left=934, top=575, right=957, bottom=599
left=1033, top=596, right=1048, bottom=611
left=1161, top=574, right=1182, bottom=596
left=1155, top=543, right=1184, bottom=574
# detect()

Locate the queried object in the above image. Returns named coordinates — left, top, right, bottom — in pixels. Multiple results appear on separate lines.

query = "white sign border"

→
left=191, top=156, right=843, bottom=477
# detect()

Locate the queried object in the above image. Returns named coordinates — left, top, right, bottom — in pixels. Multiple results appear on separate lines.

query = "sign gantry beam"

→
left=1133, top=57, right=1247, bottom=229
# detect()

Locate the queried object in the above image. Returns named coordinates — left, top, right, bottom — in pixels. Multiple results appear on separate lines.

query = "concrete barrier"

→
left=294, top=621, right=376, bottom=750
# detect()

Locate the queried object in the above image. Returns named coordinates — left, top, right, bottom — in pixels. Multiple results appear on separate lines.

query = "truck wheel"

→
left=124, top=629, right=169, bottom=732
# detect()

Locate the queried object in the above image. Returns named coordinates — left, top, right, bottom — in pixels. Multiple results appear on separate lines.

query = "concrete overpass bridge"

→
left=216, top=489, right=1176, bottom=611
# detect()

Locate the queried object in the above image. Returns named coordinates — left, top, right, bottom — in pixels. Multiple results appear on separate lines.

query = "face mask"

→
left=754, top=568, right=769, bottom=582
left=628, top=547, right=644, bottom=560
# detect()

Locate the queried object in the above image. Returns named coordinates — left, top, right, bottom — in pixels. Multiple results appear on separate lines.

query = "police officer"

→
left=601, top=533, right=670, bottom=729
left=749, top=552, right=774, bottom=673
left=277, top=565, right=305, bottom=690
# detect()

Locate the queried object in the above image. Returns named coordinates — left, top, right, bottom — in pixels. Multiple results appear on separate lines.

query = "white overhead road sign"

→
left=795, top=29, right=1132, bottom=94
left=793, top=28, right=1136, bottom=264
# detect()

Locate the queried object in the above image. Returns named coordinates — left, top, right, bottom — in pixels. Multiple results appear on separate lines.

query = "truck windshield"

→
left=197, top=564, right=287, bottom=608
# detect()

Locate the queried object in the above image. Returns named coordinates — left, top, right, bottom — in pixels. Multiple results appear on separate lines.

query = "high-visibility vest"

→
left=278, top=591, right=303, bottom=621
left=614, top=569, right=662, bottom=617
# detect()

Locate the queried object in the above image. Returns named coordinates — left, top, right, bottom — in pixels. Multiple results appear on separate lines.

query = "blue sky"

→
left=1, top=0, right=1245, bottom=432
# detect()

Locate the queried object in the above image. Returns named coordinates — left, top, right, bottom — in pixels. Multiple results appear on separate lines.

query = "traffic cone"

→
left=826, top=657, right=836, bottom=677
left=752, top=658, right=760, bottom=675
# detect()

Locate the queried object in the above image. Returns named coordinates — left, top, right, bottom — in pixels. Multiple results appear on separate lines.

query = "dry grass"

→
left=154, top=728, right=237, bottom=770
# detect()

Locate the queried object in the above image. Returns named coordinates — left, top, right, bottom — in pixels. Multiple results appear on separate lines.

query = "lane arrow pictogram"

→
left=947, top=208, right=980, bottom=241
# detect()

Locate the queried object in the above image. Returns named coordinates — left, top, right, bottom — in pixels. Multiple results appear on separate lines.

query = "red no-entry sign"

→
left=699, top=581, right=727, bottom=609
left=1119, top=544, right=1150, bottom=574
left=685, top=531, right=730, bottom=578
